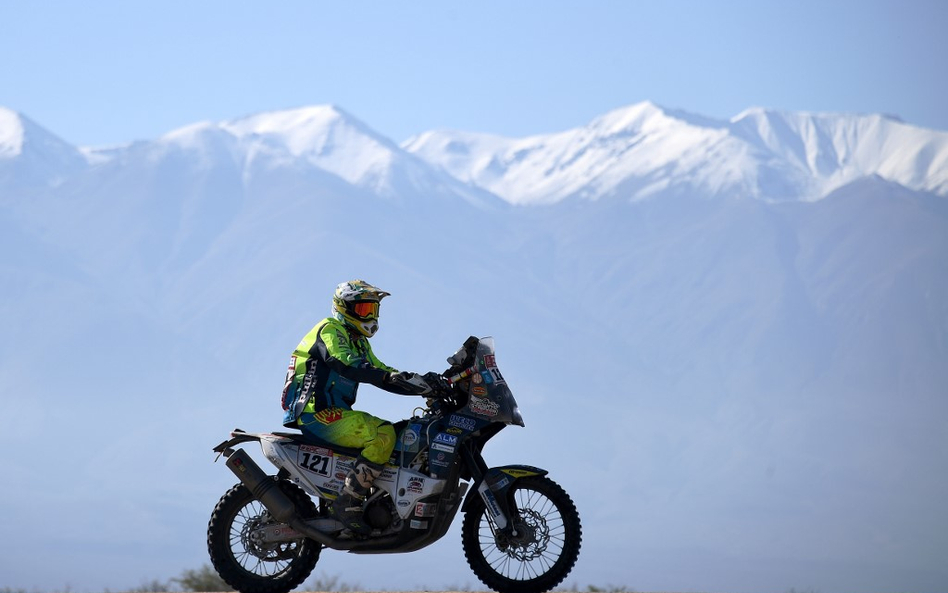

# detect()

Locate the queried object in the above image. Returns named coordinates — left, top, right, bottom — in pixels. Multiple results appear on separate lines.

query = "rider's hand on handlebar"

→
left=385, top=371, right=415, bottom=384
left=385, top=371, right=433, bottom=395
left=422, top=371, right=452, bottom=397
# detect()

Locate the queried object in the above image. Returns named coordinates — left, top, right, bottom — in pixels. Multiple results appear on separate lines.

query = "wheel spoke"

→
left=209, top=482, right=321, bottom=593
left=470, top=479, right=578, bottom=584
left=229, top=494, right=301, bottom=576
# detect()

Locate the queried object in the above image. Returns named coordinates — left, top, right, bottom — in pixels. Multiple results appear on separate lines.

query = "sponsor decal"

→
left=300, top=444, right=332, bottom=456
left=281, top=356, right=298, bottom=407
left=446, top=426, right=463, bottom=435
left=407, top=476, right=425, bottom=493
left=398, top=500, right=411, bottom=508
left=469, top=395, right=500, bottom=417
left=481, top=486, right=503, bottom=519
left=400, top=427, right=418, bottom=447
left=483, top=354, right=505, bottom=383
left=415, top=502, right=438, bottom=517
left=501, top=468, right=542, bottom=478
left=480, top=370, right=494, bottom=384
left=410, top=519, right=428, bottom=530
left=434, top=433, right=458, bottom=446
left=471, top=372, right=483, bottom=385
left=431, top=443, right=454, bottom=453
left=489, top=477, right=510, bottom=491
left=474, top=482, right=508, bottom=528
left=314, top=408, right=344, bottom=425
left=471, top=386, right=487, bottom=396
left=448, top=415, right=477, bottom=432
left=319, top=485, right=341, bottom=499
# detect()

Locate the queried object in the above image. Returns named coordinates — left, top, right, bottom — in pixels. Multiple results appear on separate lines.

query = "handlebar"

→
left=446, top=365, right=477, bottom=385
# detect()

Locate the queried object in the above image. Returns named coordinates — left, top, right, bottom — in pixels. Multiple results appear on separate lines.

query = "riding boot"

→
left=331, top=456, right=384, bottom=535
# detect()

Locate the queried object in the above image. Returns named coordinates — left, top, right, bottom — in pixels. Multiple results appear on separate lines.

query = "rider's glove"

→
left=422, top=371, right=452, bottom=397
left=385, top=371, right=433, bottom=395
left=385, top=371, right=413, bottom=384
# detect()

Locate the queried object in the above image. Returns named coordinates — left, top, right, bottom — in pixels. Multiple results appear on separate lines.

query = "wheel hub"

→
left=242, top=512, right=299, bottom=561
left=498, top=508, right=550, bottom=562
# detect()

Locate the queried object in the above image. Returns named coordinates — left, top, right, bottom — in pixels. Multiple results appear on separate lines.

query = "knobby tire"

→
left=462, top=475, right=582, bottom=593
left=207, top=480, right=321, bottom=593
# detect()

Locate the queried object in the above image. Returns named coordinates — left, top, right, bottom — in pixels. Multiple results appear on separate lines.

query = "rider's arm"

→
left=364, top=341, right=395, bottom=374
left=365, top=341, right=431, bottom=395
left=316, top=323, right=423, bottom=395
left=316, top=323, right=390, bottom=385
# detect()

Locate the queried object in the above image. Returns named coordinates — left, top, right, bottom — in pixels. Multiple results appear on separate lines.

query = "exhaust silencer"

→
left=225, top=448, right=297, bottom=524
left=222, top=446, right=371, bottom=551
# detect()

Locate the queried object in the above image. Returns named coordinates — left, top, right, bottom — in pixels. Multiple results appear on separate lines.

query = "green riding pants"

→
left=297, top=405, right=396, bottom=465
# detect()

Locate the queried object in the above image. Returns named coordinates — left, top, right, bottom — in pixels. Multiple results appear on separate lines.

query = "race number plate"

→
left=297, top=445, right=333, bottom=477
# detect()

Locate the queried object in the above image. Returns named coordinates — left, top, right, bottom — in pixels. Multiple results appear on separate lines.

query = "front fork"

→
left=459, top=442, right=547, bottom=537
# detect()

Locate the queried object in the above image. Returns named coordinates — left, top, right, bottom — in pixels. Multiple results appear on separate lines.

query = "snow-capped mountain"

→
left=403, top=101, right=948, bottom=204
left=1, top=103, right=946, bottom=593
left=82, top=105, right=501, bottom=209
left=5, top=101, right=947, bottom=206
left=0, top=106, right=88, bottom=189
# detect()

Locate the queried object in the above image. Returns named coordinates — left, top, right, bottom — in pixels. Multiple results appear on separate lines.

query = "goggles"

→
left=351, top=301, right=380, bottom=320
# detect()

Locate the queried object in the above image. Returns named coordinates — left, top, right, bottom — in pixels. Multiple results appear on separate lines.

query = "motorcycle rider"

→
left=280, top=280, right=445, bottom=535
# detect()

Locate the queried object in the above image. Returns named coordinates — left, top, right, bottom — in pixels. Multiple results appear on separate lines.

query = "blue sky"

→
left=2, top=0, right=946, bottom=147
left=2, top=4, right=948, bottom=592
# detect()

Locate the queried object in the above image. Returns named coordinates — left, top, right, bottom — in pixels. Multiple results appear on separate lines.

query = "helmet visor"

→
left=351, top=301, right=380, bottom=320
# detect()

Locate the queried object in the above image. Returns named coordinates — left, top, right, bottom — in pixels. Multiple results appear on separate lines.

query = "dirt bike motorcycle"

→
left=208, top=336, right=582, bottom=593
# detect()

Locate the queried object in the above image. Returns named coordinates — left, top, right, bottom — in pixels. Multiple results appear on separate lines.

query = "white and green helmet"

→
left=331, top=280, right=391, bottom=337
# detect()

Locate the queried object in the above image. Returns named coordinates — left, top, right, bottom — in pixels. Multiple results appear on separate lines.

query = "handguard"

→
left=386, top=371, right=433, bottom=395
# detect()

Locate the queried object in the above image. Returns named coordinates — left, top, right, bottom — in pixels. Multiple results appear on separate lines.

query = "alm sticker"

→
left=434, top=433, right=458, bottom=446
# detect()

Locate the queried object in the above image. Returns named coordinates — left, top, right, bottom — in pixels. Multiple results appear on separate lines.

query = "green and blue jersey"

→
left=281, top=317, right=396, bottom=428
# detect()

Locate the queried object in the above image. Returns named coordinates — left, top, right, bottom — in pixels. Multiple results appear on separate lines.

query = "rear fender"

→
left=213, top=430, right=304, bottom=486
left=213, top=429, right=263, bottom=460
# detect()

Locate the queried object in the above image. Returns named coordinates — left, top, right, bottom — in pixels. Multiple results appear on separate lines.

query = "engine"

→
left=363, top=497, right=395, bottom=530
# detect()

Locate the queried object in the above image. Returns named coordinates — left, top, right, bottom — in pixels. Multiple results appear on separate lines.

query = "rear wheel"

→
left=462, top=476, right=582, bottom=593
left=207, top=479, right=321, bottom=593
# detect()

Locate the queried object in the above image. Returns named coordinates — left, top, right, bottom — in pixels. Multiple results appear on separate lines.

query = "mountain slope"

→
left=731, top=107, right=948, bottom=197
left=403, top=101, right=948, bottom=204
left=0, top=106, right=89, bottom=190
left=0, top=103, right=946, bottom=593
left=86, top=105, right=503, bottom=210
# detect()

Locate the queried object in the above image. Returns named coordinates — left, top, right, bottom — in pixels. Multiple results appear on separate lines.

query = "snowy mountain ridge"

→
left=0, top=106, right=88, bottom=189
left=0, top=104, right=498, bottom=208
left=0, top=106, right=25, bottom=157
left=153, top=105, right=404, bottom=188
left=2, top=101, right=947, bottom=206
left=404, top=101, right=948, bottom=204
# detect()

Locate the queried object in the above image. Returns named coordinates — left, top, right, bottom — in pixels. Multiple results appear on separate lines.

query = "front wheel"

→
left=207, top=479, right=321, bottom=593
left=462, top=475, right=582, bottom=593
